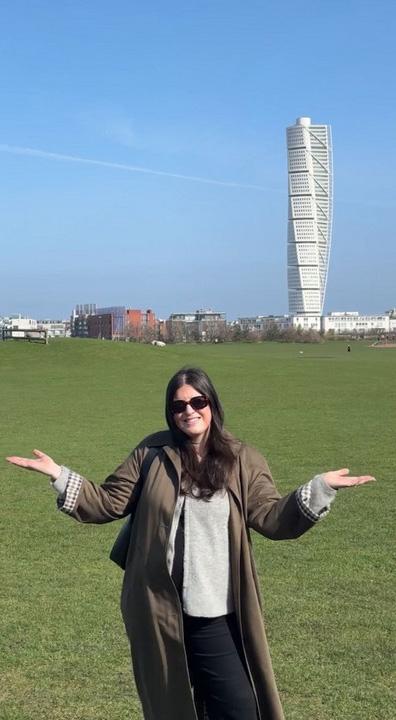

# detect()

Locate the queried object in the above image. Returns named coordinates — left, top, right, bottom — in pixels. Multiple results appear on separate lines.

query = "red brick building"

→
left=125, top=308, right=156, bottom=340
left=85, top=308, right=157, bottom=341
left=87, top=313, right=113, bottom=340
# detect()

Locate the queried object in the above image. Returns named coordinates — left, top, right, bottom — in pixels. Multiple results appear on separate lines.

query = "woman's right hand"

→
left=6, top=449, right=62, bottom=480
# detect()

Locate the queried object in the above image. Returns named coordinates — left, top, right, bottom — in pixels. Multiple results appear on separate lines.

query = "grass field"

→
left=0, top=339, right=394, bottom=720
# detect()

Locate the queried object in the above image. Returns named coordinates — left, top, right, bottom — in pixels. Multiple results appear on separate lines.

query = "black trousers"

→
left=183, top=613, right=258, bottom=720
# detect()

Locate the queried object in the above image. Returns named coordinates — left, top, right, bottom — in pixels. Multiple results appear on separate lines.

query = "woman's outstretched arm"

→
left=6, top=449, right=61, bottom=479
left=242, top=446, right=375, bottom=540
left=6, top=447, right=146, bottom=523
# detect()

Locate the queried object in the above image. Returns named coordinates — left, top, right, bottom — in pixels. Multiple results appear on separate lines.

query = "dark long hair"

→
left=165, top=367, right=236, bottom=499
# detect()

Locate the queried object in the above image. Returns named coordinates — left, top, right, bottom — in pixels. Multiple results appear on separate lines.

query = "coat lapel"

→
left=227, top=443, right=244, bottom=516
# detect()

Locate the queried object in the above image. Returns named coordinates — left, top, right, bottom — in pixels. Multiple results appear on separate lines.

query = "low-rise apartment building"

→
left=125, top=308, right=156, bottom=340
left=88, top=312, right=114, bottom=340
left=238, top=315, right=292, bottom=333
left=96, top=306, right=126, bottom=337
left=0, top=315, right=38, bottom=339
left=322, top=311, right=393, bottom=334
left=73, top=305, right=158, bottom=340
left=2, top=314, right=38, bottom=331
left=290, top=315, right=322, bottom=332
left=71, top=304, right=97, bottom=337
left=238, top=309, right=395, bottom=336
left=37, top=320, right=69, bottom=337
left=167, top=309, right=226, bottom=341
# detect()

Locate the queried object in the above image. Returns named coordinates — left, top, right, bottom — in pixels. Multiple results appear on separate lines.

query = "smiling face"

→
left=172, top=383, right=212, bottom=445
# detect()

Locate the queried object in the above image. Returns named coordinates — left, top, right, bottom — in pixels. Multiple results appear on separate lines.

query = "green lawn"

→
left=0, top=339, right=394, bottom=719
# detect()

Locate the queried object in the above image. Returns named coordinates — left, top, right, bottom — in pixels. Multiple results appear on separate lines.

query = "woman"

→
left=7, top=367, right=374, bottom=720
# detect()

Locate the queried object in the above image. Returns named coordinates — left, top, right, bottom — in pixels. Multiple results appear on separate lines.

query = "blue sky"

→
left=1, top=0, right=395, bottom=319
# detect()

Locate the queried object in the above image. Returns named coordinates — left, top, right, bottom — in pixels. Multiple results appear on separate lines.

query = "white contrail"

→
left=0, top=143, right=269, bottom=191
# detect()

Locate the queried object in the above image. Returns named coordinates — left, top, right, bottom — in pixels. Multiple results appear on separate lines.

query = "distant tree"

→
left=261, top=321, right=280, bottom=341
left=187, top=326, right=200, bottom=343
left=231, top=324, right=243, bottom=342
left=166, top=323, right=185, bottom=344
left=204, top=322, right=227, bottom=343
left=223, top=324, right=236, bottom=342
left=301, top=328, right=321, bottom=343
left=141, top=325, right=156, bottom=343
left=244, top=329, right=259, bottom=342
left=279, top=326, right=298, bottom=342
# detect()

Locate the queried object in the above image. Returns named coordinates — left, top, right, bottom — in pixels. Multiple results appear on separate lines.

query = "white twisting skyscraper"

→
left=286, top=117, right=333, bottom=315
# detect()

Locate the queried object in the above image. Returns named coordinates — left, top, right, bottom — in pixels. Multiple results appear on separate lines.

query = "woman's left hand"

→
left=322, top=468, right=376, bottom=489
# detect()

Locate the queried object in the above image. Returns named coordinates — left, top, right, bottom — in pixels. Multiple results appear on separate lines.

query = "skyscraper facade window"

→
left=286, top=117, right=333, bottom=315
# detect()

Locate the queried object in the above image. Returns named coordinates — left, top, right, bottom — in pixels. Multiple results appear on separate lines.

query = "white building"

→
left=322, top=311, right=392, bottom=334
left=237, top=310, right=395, bottom=336
left=3, top=314, right=38, bottom=331
left=237, top=315, right=292, bottom=333
left=291, top=314, right=322, bottom=332
left=287, top=117, right=333, bottom=316
left=37, top=320, right=69, bottom=337
left=0, top=314, right=38, bottom=339
left=388, top=309, right=396, bottom=332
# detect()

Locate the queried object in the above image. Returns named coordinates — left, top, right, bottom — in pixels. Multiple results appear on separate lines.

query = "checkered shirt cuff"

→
left=55, top=467, right=84, bottom=514
left=296, top=474, right=337, bottom=522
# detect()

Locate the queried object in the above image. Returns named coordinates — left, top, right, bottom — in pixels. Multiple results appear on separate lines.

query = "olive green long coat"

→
left=67, top=431, right=315, bottom=720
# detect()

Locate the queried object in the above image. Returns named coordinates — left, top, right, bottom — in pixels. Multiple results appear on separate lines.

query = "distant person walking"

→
left=7, top=367, right=375, bottom=720
left=347, top=344, right=351, bottom=352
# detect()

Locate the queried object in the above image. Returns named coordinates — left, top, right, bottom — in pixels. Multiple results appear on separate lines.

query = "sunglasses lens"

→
left=171, top=396, right=208, bottom=414
left=190, top=396, right=208, bottom=410
left=171, top=400, right=187, bottom=414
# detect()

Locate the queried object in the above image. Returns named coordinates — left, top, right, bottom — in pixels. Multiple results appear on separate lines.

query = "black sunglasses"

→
left=170, top=395, right=209, bottom=414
